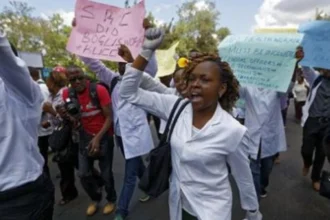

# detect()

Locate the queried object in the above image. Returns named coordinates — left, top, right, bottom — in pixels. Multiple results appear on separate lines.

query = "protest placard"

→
left=156, top=42, right=180, bottom=78
left=66, top=0, right=146, bottom=62
left=254, top=28, right=297, bottom=34
left=219, top=34, right=303, bottom=92
left=298, top=20, right=330, bottom=69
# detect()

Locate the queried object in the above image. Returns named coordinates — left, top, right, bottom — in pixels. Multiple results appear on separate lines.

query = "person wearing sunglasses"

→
left=72, top=18, right=160, bottom=220
left=62, top=66, right=117, bottom=216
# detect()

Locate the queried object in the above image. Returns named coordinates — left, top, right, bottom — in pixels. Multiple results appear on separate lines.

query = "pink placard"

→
left=66, top=0, right=146, bottom=62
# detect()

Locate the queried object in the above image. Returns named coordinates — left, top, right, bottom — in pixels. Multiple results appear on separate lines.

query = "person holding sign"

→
left=119, top=27, right=261, bottom=220
left=72, top=18, right=159, bottom=219
left=297, top=47, right=330, bottom=191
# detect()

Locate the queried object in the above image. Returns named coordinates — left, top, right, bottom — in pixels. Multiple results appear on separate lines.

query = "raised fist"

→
left=142, top=28, right=164, bottom=52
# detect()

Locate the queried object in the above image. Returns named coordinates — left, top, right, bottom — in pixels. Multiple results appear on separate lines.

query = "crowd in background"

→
left=0, top=17, right=330, bottom=220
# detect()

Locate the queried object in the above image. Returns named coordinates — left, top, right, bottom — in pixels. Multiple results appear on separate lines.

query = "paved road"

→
left=52, top=103, right=330, bottom=220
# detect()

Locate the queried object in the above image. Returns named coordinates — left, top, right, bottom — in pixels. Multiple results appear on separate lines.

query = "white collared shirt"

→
left=240, top=86, right=287, bottom=159
left=120, top=65, right=259, bottom=220
left=0, top=36, right=44, bottom=191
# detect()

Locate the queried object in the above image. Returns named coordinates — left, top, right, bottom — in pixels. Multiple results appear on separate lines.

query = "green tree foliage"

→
left=149, top=0, right=230, bottom=56
left=0, top=1, right=77, bottom=67
left=315, top=8, right=330, bottom=20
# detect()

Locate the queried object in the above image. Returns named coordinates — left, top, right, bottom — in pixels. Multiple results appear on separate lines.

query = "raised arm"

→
left=119, top=26, right=178, bottom=119
left=0, top=35, right=41, bottom=104
left=79, top=56, right=118, bottom=85
left=144, top=53, right=158, bottom=77
left=296, top=46, right=318, bottom=86
left=140, top=72, right=175, bottom=94
left=120, top=64, right=178, bottom=121
left=226, top=132, right=260, bottom=213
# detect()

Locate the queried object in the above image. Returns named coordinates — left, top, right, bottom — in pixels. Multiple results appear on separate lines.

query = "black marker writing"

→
left=82, top=32, right=90, bottom=43
left=81, top=5, right=95, bottom=19
left=119, top=12, right=131, bottom=26
left=104, top=9, right=114, bottom=25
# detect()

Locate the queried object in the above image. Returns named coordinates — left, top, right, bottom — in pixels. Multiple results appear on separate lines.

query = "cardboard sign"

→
left=299, top=21, right=330, bottom=69
left=156, top=42, right=180, bottom=78
left=219, top=34, right=303, bottom=92
left=67, top=0, right=146, bottom=62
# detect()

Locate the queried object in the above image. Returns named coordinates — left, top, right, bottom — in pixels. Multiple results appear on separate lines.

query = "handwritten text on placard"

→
left=66, top=0, right=145, bottom=62
left=299, top=21, right=330, bottom=69
left=219, top=34, right=303, bottom=92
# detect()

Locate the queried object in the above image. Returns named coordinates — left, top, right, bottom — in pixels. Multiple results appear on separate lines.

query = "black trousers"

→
left=58, top=161, right=78, bottom=201
left=58, top=159, right=103, bottom=201
left=79, top=133, right=117, bottom=202
left=0, top=173, right=54, bottom=220
left=38, top=135, right=50, bottom=177
left=302, top=117, right=328, bottom=182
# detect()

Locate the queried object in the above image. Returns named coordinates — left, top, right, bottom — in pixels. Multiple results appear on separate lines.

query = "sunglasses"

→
left=69, top=75, right=85, bottom=83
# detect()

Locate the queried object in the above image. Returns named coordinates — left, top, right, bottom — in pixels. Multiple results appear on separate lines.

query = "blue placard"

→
left=299, top=20, right=330, bottom=69
left=219, top=34, right=303, bottom=92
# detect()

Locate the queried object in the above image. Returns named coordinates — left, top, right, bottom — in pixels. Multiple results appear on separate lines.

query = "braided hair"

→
left=183, top=53, right=240, bottom=112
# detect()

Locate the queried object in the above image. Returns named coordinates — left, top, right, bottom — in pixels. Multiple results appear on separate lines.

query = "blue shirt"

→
left=0, top=36, right=44, bottom=191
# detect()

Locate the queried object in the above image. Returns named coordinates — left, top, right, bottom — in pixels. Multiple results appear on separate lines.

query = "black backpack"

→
left=68, top=77, right=119, bottom=108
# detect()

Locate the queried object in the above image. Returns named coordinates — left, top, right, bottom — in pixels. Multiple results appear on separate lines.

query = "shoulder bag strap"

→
left=167, top=100, right=190, bottom=142
left=110, top=76, right=119, bottom=95
left=89, top=82, right=100, bottom=108
left=162, top=98, right=183, bottom=137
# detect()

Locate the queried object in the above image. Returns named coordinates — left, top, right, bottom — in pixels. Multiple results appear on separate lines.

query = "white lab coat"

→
left=142, top=76, right=178, bottom=134
left=0, top=36, right=44, bottom=191
left=301, top=67, right=322, bottom=127
left=240, top=86, right=287, bottom=159
left=120, top=65, right=259, bottom=220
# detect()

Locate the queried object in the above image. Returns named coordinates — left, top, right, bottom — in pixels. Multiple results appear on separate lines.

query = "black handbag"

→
left=49, top=120, right=72, bottom=152
left=139, top=98, right=190, bottom=198
left=320, top=170, right=330, bottom=199
left=49, top=120, right=77, bottom=163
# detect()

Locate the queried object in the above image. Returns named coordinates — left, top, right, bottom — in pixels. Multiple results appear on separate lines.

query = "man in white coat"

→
left=240, top=86, right=288, bottom=199
left=0, top=29, right=54, bottom=219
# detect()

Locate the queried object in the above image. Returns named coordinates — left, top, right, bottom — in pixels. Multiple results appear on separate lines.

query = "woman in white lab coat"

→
left=119, top=28, right=261, bottom=220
